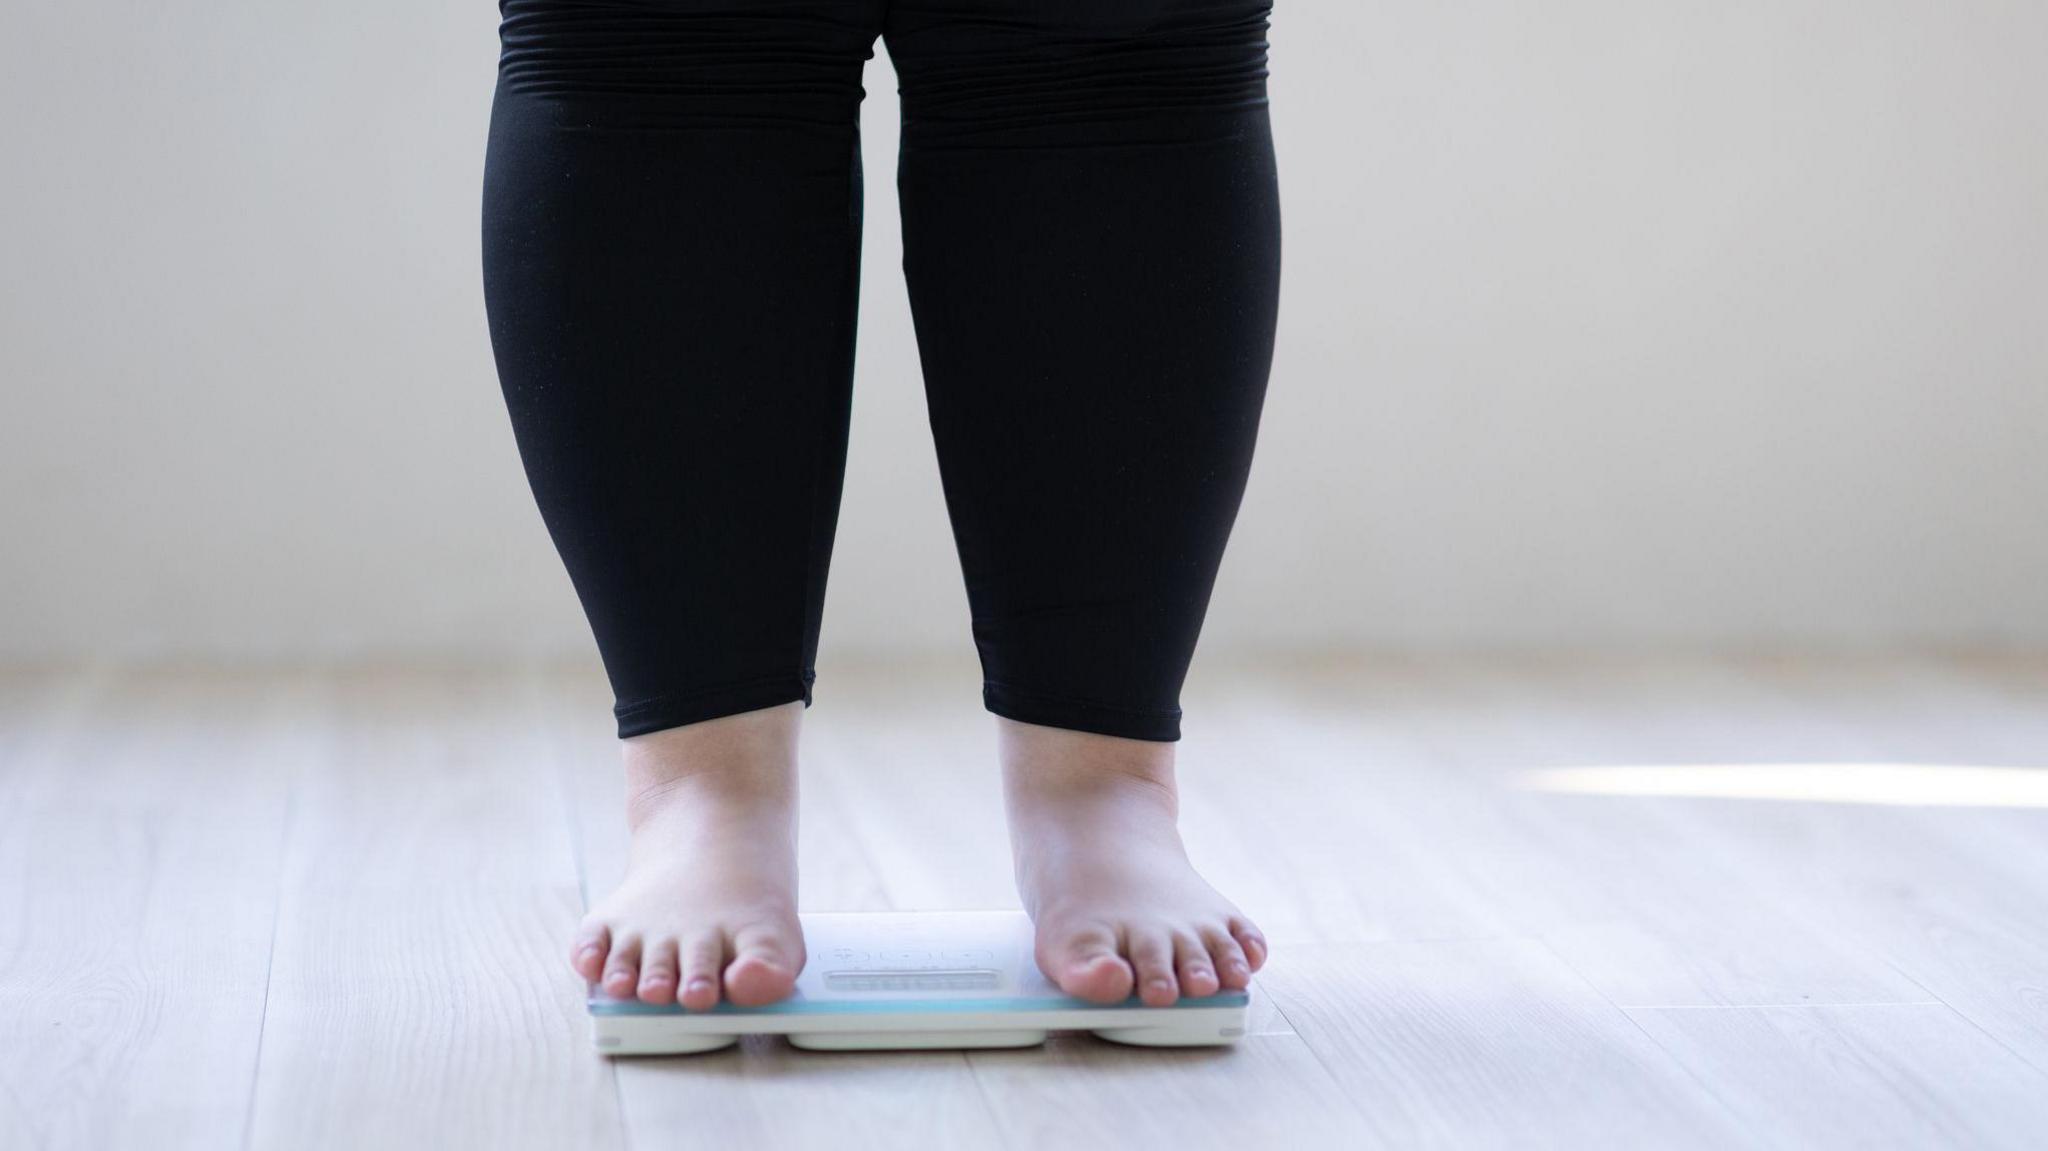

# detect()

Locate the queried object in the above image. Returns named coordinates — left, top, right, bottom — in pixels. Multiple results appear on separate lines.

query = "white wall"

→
left=2, top=1, right=2044, bottom=664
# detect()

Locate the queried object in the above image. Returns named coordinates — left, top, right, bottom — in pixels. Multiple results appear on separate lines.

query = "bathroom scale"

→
left=589, top=909, right=1252, bottom=1055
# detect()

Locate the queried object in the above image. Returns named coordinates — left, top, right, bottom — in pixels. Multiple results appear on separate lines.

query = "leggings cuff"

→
left=981, top=682, right=1181, bottom=743
left=614, top=672, right=815, bottom=739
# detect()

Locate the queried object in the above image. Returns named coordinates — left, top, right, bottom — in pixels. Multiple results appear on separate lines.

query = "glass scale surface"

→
left=589, top=910, right=1252, bottom=1054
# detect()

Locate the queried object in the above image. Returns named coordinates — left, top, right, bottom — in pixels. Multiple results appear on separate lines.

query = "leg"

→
left=888, top=0, right=1281, bottom=1002
left=482, top=0, right=882, bottom=1005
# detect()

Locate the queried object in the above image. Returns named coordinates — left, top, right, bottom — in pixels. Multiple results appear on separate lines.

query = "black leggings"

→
left=482, top=0, right=1280, bottom=742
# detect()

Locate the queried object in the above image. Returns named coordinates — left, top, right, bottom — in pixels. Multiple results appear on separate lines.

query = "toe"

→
left=570, top=923, right=610, bottom=982
left=600, top=934, right=642, bottom=1000
left=678, top=931, right=725, bottom=1011
left=723, top=922, right=802, bottom=1007
left=1230, top=918, right=1269, bottom=972
left=1129, top=929, right=1179, bottom=1007
left=1173, top=931, right=1220, bottom=998
left=636, top=939, right=679, bottom=1004
left=1203, top=925, right=1253, bottom=990
left=1056, top=946, right=1138, bottom=999
left=1042, top=921, right=1134, bottom=1003
left=1064, top=953, right=1136, bottom=1003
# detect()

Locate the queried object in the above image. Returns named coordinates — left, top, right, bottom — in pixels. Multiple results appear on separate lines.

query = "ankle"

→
left=619, top=703, right=799, bottom=831
left=998, top=718, right=1180, bottom=819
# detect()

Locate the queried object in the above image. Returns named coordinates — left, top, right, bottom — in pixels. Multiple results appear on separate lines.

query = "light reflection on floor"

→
left=1523, top=763, right=2048, bottom=808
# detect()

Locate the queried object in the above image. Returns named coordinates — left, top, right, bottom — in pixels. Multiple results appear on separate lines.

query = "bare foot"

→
left=568, top=703, right=806, bottom=1009
left=1000, top=719, right=1268, bottom=1006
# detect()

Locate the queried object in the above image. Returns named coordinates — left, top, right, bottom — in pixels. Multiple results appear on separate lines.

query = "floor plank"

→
left=1630, top=1003, right=2048, bottom=1149
left=615, top=1040, right=1007, bottom=1148
left=1438, top=661, right=1944, bottom=1007
left=0, top=670, right=304, bottom=1149
left=1689, top=659, right=2048, bottom=1072
left=1503, top=659, right=2048, bottom=1068
left=804, top=665, right=1018, bottom=911
left=964, top=1032, right=1370, bottom=1149
left=1259, top=937, right=1754, bottom=1147
left=243, top=668, right=623, bottom=1151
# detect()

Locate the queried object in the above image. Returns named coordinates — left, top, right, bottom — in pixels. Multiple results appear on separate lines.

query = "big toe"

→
left=1041, top=924, right=1136, bottom=1003
left=722, top=923, right=803, bottom=1007
left=1062, top=952, right=1136, bottom=1003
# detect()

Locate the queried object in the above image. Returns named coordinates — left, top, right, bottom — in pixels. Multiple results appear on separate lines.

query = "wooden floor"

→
left=4, top=656, right=2047, bottom=1149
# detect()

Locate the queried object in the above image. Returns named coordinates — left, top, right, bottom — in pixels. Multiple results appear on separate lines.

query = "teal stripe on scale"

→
left=588, top=991, right=1252, bottom=1017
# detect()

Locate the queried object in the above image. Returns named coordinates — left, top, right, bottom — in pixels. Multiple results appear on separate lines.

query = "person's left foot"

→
left=999, top=719, right=1268, bottom=1006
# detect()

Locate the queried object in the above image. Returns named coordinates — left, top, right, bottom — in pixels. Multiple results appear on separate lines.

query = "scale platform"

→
left=590, top=910, right=1251, bottom=1055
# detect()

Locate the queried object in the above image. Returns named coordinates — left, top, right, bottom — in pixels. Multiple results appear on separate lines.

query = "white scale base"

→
left=590, top=909, right=1251, bottom=1055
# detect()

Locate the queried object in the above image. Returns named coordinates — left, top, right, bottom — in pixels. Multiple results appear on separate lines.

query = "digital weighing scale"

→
left=589, top=910, right=1252, bottom=1054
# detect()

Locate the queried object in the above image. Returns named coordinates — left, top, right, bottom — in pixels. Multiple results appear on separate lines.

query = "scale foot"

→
left=1091, top=1022, right=1247, bottom=1048
left=597, top=1031, right=740, bottom=1056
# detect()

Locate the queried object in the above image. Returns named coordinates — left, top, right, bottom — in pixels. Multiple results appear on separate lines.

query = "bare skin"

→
left=568, top=702, right=806, bottom=1010
left=570, top=703, right=1267, bottom=1008
left=1000, top=718, right=1267, bottom=1005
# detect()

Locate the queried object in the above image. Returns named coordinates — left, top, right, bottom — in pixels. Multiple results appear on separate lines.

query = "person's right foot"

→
left=567, top=703, right=806, bottom=1009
